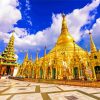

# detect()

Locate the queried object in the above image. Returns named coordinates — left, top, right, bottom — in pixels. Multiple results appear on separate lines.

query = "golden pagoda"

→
left=18, top=14, right=100, bottom=81
left=0, top=31, right=17, bottom=76
left=17, top=53, right=33, bottom=78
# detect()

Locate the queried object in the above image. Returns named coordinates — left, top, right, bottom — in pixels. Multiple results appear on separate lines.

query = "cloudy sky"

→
left=0, top=0, right=100, bottom=63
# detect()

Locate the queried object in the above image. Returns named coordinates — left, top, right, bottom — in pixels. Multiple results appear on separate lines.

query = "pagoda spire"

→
left=24, top=52, right=29, bottom=61
left=89, top=32, right=97, bottom=53
left=61, top=13, right=68, bottom=33
left=36, top=50, right=39, bottom=61
left=44, top=46, right=46, bottom=57
left=56, top=13, right=74, bottom=45
left=1, top=31, right=16, bottom=59
left=30, top=55, right=33, bottom=61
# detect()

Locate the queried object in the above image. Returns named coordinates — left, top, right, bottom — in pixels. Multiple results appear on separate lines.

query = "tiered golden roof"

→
left=0, top=31, right=17, bottom=76
left=1, top=31, right=17, bottom=63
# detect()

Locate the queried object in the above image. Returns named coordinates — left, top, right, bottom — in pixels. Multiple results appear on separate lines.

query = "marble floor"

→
left=0, top=79, right=100, bottom=100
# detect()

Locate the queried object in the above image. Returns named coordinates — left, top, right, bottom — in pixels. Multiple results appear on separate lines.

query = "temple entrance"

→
left=52, top=68, right=56, bottom=79
left=73, top=67, right=79, bottom=79
left=95, top=66, right=100, bottom=81
left=47, top=67, right=51, bottom=79
left=6, top=66, right=11, bottom=75
left=40, top=68, right=43, bottom=79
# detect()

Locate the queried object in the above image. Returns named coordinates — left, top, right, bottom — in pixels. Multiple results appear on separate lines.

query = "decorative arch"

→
left=73, top=67, right=79, bottom=79
left=52, top=67, right=56, bottom=79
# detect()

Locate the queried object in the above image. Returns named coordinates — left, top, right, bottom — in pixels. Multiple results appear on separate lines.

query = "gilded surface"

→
left=17, top=14, right=100, bottom=81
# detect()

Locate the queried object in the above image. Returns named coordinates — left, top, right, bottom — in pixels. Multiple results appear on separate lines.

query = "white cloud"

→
left=14, top=27, right=28, bottom=38
left=0, top=0, right=21, bottom=32
left=24, top=0, right=32, bottom=26
left=91, top=18, right=100, bottom=49
left=26, top=0, right=31, bottom=10
left=0, top=0, right=100, bottom=52
left=67, top=0, right=100, bottom=41
left=15, top=54, right=18, bottom=60
left=78, top=18, right=100, bottom=51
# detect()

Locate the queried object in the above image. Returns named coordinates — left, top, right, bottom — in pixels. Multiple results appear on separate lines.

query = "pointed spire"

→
left=1, top=30, right=15, bottom=59
left=61, top=13, right=68, bottom=32
left=11, top=30, right=15, bottom=37
left=56, top=13, right=74, bottom=45
left=36, top=50, right=39, bottom=61
left=89, top=32, right=97, bottom=53
left=24, top=52, right=28, bottom=61
left=44, top=46, right=46, bottom=57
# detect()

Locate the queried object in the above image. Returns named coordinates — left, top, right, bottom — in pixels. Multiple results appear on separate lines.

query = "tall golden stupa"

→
left=17, top=14, right=100, bottom=81
left=0, top=31, right=17, bottom=76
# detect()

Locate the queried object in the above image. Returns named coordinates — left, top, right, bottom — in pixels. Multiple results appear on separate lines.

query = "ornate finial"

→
left=89, top=31, right=92, bottom=35
left=24, top=52, right=28, bottom=61
left=11, top=30, right=15, bottom=34
left=10, top=30, right=15, bottom=38
left=62, top=13, right=66, bottom=21
left=12, top=30, right=15, bottom=33
left=62, top=13, right=65, bottom=18
left=61, top=13, right=68, bottom=32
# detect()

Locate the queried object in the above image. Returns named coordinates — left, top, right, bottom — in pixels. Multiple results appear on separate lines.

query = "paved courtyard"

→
left=0, top=79, right=100, bottom=100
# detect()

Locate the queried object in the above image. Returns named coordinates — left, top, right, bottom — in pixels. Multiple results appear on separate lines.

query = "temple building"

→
left=0, top=32, right=17, bottom=76
left=17, top=14, right=100, bottom=81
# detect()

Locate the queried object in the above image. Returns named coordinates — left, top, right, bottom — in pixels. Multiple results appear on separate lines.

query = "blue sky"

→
left=0, top=0, right=100, bottom=64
